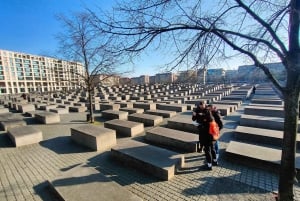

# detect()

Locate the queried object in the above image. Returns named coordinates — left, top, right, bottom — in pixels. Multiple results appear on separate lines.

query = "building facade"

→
left=237, top=62, right=286, bottom=83
left=155, top=72, right=176, bottom=84
left=131, top=75, right=150, bottom=85
left=176, top=70, right=197, bottom=83
left=206, top=68, right=226, bottom=83
left=91, top=74, right=120, bottom=87
left=0, top=49, right=85, bottom=94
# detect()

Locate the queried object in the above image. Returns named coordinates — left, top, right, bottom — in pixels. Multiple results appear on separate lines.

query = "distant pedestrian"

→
left=21, top=93, right=27, bottom=100
left=252, top=85, right=256, bottom=94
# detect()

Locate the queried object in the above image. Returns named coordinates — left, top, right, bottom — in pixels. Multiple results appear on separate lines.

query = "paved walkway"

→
left=0, top=103, right=299, bottom=201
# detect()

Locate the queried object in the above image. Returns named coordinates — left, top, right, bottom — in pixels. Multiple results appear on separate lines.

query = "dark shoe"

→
left=202, top=164, right=212, bottom=171
left=212, top=160, right=219, bottom=166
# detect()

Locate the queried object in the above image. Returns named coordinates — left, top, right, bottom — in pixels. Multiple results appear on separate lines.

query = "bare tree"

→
left=56, top=12, right=121, bottom=123
left=90, top=0, right=299, bottom=200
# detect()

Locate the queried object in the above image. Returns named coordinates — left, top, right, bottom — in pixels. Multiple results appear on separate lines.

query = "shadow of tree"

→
left=183, top=175, right=275, bottom=200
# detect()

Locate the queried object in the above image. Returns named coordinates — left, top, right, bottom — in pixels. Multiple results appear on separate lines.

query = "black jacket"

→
left=192, top=107, right=213, bottom=132
left=211, top=110, right=223, bottom=130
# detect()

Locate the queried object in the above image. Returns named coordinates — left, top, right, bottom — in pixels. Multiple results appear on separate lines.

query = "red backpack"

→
left=209, top=121, right=220, bottom=140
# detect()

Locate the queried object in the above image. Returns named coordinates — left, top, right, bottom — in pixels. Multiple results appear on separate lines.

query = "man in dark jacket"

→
left=192, top=101, right=207, bottom=153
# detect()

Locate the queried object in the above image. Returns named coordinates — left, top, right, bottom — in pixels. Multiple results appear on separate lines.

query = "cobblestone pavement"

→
left=0, top=105, right=299, bottom=201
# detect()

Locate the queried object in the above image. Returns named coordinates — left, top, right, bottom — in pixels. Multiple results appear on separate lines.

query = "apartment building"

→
left=154, top=72, right=177, bottom=84
left=206, top=68, right=226, bottom=83
left=0, top=49, right=85, bottom=94
left=131, top=75, right=150, bottom=85
left=238, top=62, right=286, bottom=83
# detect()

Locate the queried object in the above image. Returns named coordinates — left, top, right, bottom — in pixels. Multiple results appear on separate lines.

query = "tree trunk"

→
left=278, top=73, right=300, bottom=200
left=87, top=87, right=94, bottom=123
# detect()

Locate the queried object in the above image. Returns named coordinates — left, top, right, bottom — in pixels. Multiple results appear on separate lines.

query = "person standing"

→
left=192, top=101, right=207, bottom=153
left=252, top=85, right=256, bottom=94
left=207, top=104, right=223, bottom=160
left=192, top=101, right=217, bottom=170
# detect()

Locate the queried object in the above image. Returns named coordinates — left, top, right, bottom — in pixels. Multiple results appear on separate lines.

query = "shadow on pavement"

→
left=86, top=152, right=159, bottom=185
left=0, top=133, right=14, bottom=148
left=33, top=181, right=61, bottom=201
left=183, top=175, right=275, bottom=200
left=40, top=136, right=93, bottom=154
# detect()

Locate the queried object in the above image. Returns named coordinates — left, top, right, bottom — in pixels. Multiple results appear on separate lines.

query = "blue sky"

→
left=0, top=0, right=243, bottom=77
left=0, top=0, right=111, bottom=56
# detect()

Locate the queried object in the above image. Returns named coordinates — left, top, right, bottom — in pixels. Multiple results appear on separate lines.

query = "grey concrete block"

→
left=71, top=125, right=116, bottom=151
left=35, top=112, right=60, bottom=124
left=167, top=116, right=198, bottom=134
left=156, top=104, right=187, bottom=112
left=8, top=126, right=43, bottom=147
left=226, top=141, right=300, bottom=176
left=0, top=119, right=26, bottom=131
left=104, top=119, right=144, bottom=137
left=146, top=127, right=198, bottom=152
left=101, top=110, right=128, bottom=120
left=111, top=139, right=184, bottom=180
left=128, top=113, right=163, bottom=126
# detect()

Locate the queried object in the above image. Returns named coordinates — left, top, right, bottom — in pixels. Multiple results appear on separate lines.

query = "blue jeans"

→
left=215, top=140, right=219, bottom=155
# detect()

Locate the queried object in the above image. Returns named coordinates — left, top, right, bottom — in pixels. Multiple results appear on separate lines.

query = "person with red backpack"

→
left=207, top=104, right=223, bottom=160
left=192, top=101, right=218, bottom=170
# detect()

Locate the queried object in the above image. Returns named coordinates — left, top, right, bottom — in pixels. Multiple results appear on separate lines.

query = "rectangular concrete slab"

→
left=49, top=164, right=142, bottom=201
left=235, top=125, right=300, bottom=149
left=69, top=106, right=87, bottom=112
left=17, top=104, right=35, bottom=113
left=49, top=107, right=69, bottom=114
left=156, top=104, right=187, bottom=112
left=119, top=107, right=144, bottom=114
left=226, top=141, right=300, bottom=175
left=212, top=100, right=242, bottom=107
left=128, top=113, right=163, bottom=126
left=251, top=98, right=283, bottom=105
left=144, top=109, right=176, bottom=118
left=240, top=114, right=300, bottom=131
left=100, top=103, right=120, bottom=111
left=0, top=119, right=27, bottom=131
left=133, top=102, right=156, bottom=110
left=35, top=112, right=60, bottom=124
left=244, top=106, right=284, bottom=118
left=111, top=139, right=184, bottom=180
left=104, top=119, right=144, bottom=137
left=101, top=110, right=128, bottom=120
left=71, top=125, right=116, bottom=151
left=0, top=107, right=9, bottom=114
left=167, top=116, right=198, bottom=134
left=8, top=126, right=43, bottom=147
left=146, top=127, right=198, bottom=152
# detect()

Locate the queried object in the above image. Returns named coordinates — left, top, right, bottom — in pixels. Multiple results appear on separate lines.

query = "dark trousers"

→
left=204, top=140, right=216, bottom=164
left=197, top=135, right=204, bottom=151
left=198, top=127, right=205, bottom=151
